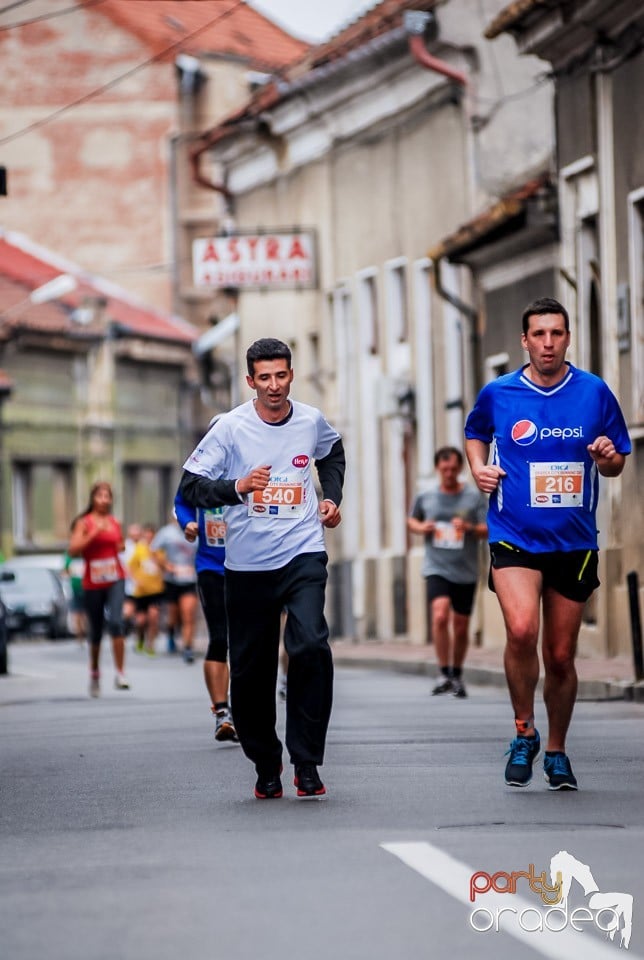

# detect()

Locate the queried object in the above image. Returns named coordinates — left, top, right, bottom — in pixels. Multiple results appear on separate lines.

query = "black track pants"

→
left=225, top=552, right=333, bottom=774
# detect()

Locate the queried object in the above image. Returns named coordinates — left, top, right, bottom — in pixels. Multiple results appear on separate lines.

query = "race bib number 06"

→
left=249, top=482, right=304, bottom=519
left=529, top=461, right=584, bottom=507
left=204, top=509, right=226, bottom=546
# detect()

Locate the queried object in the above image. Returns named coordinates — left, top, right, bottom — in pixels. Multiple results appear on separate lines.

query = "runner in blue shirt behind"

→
left=174, top=450, right=238, bottom=744
left=465, top=297, right=630, bottom=792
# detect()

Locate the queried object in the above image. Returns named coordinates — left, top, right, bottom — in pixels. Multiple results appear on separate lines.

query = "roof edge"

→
left=427, top=173, right=554, bottom=261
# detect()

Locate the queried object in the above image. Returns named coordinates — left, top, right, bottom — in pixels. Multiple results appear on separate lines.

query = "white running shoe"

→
left=114, top=673, right=130, bottom=690
left=214, top=708, right=238, bottom=742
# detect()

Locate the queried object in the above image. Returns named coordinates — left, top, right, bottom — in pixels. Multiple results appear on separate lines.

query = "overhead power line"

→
left=0, top=0, right=108, bottom=31
left=0, top=0, right=235, bottom=32
left=0, top=0, right=36, bottom=15
left=0, top=0, right=246, bottom=148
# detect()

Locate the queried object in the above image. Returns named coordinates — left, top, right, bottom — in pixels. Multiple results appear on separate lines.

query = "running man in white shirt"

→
left=179, top=338, right=345, bottom=800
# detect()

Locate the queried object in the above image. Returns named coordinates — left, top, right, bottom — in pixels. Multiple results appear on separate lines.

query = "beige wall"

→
left=0, top=6, right=178, bottom=310
left=196, top=0, right=557, bottom=644
left=1, top=10, right=261, bottom=317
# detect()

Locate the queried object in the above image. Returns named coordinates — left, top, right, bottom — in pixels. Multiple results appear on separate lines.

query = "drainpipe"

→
left=431, top=255, right=482, bottom=395
left=189, top=82, right=281, bottom=203
left=404, top=11, right=468, bottom=87
left=407, top=10, right=476, bottom=390
left=189, top=130, right=235, bottom=208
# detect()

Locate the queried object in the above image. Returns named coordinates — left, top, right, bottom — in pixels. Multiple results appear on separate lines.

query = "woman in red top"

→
left=69, top=481, right=129, bottom=697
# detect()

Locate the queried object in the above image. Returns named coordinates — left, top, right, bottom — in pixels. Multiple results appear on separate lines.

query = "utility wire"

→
left=0, top=0, right=233, bottom=32
left=0, top=0, right=246, bottom=148
left=0, top=0, right=36, bottom=15
left=0, top=0, right=107, bottom=30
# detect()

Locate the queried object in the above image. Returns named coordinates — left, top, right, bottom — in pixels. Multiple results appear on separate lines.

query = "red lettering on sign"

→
left=266, top=237, right=280, bottom=260
left=201, top=242, right=219, bottom=262
left=288, top=237, right=307, bottom=259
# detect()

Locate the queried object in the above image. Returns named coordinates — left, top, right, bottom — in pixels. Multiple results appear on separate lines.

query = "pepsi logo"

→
left=511, top=420, right=538, bottom=446
left=292, top=455, right=309, bottom=468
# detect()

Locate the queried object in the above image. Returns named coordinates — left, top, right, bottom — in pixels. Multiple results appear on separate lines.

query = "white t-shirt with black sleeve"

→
left=183, top=399, right=341, bottom=572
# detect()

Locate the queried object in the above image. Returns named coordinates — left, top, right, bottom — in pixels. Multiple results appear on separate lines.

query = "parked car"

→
left=0, top=595, right=7, bottom=673
left=4, top=552, right=74, bottom=605
left=0, top=564, right=70, bottom=638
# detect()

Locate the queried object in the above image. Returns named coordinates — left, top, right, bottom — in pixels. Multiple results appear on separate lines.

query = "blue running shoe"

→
left=543, top=752, right=578, bottom=791
left=504, top=730, right=541, bottom=786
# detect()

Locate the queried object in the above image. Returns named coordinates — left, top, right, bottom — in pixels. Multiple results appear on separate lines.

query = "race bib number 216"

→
left=529, top=462, right=584, bottom=507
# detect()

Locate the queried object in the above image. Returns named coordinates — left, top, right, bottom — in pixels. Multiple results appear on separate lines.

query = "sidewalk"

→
left=331, top=639, right=644, bottom=702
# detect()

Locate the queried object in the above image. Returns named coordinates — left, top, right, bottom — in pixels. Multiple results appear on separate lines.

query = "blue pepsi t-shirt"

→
left=464, top=363, right=631, bottom=551
left=174, top=490, right=225, bottom=576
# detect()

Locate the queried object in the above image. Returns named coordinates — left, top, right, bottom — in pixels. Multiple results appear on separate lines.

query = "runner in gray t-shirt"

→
left=151, top=519, right=198, bottom=662
left=408, top=447, right=487, bottom=698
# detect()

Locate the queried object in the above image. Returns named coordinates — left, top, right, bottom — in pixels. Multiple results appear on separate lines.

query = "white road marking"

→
left=381, top=841, right=640, bottom=959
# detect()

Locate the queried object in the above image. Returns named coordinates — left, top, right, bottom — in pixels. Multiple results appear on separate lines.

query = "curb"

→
left=332, top=653, right=637, bottom=702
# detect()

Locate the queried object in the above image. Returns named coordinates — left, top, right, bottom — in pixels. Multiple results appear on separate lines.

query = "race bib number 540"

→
left=249, top=482, right=304, bottom=519
left=529, top=461, right=584, bottom=507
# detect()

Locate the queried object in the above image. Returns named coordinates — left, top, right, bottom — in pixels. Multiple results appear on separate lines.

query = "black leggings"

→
left=197, top=569, right=228, bottom=663
left=84, top=580, right=126, bottom=646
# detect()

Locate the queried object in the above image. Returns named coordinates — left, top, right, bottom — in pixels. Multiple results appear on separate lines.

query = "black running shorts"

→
left=489, top=541, right=600, bottom=603
left=425, top=575, right=477, bottom=616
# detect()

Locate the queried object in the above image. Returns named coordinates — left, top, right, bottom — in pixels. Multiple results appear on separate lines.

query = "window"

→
left=308, top=332, right=322, bottom=400
left=331, top=285, right=359, bottom=556
left=485, top=352, right=510, bottom=382
left=628, top=188, right=644, bottom=423
left=356, top=269, right=384, bottom=553
left=577, top=215, right=602, bottom=377
left=385, top=260, right=408, bottom=344
left=122, top=465, right=172, bottom=529
left=12, top=462, right=73, bottom=548
left=412, top=259, right=435, bottom=481
left=357, top=270, right=379, bottom=354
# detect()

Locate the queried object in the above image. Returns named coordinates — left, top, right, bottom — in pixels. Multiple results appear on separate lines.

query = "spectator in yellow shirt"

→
left=129, top=523, right=165, bottom=655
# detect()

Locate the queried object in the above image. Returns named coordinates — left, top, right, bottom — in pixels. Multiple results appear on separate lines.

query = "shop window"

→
left=628, top=188, right=644, bottom=422
left=357, top=270, right=379, bottom=354
left=122, top=465, right=172, bottom=529
left=12, top=462, right=73, bottom=548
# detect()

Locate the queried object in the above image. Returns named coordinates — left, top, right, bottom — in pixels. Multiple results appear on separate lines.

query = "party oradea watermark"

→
left=469, top=850, right=633, bottom=949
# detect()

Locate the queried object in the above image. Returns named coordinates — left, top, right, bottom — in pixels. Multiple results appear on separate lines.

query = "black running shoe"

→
left=254, top=770, right=283, bottom=800
left=543, top=752, right=578, bottom=791
left=504, top=730, right=541, bottom=786
left=294, top=763, right=326, bottom=798
left=432, top=677, right=454, bottom=695
left=451, top=678, right=467, bottom=698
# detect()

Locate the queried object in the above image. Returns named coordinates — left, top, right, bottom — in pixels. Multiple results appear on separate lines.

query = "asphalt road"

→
left=1, top=640, right=643, bottom=960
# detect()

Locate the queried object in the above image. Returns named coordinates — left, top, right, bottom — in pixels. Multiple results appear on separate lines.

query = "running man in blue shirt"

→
left=465, top=297, right=630, bottom=791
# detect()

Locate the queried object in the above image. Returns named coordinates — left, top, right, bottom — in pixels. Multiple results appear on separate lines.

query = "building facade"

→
left=0, top=230, right=197, bottom=558
left=0, top=0, right=307, bottom=313
left=482, top=0, right=644, bottom=654
left=186, top=0, right=554, bottom=647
